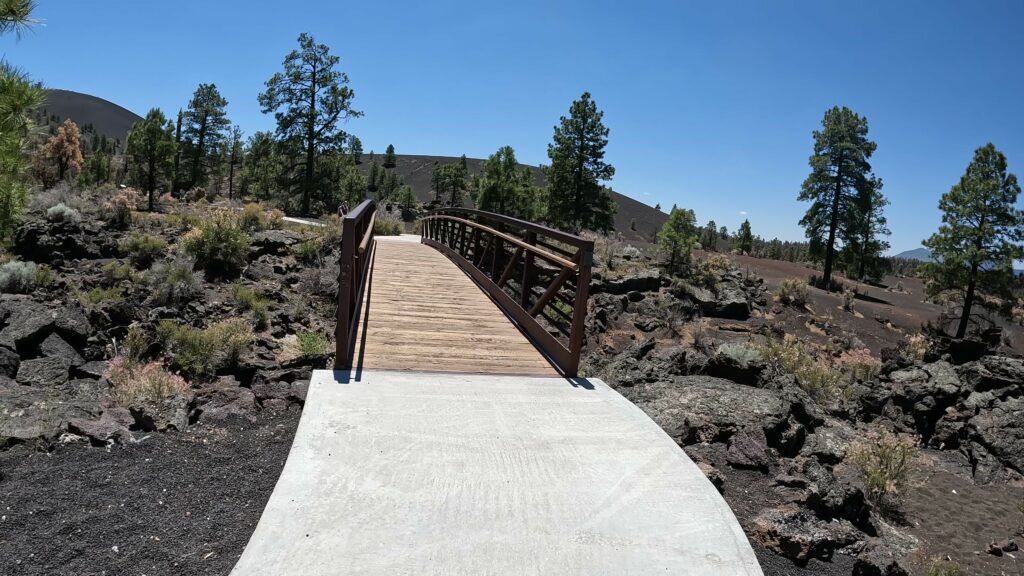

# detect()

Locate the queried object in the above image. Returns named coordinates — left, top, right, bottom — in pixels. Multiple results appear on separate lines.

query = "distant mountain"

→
left=894, top=247, right=933, bottom=261
left=357, top=154, right=667, bottom=244
left=38, top=89, right=142, bottom=143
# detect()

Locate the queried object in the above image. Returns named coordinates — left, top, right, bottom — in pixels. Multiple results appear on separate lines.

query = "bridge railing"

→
left=335, top=199, right=377, bottom=369
left=420, top=208, right=594, bottom=377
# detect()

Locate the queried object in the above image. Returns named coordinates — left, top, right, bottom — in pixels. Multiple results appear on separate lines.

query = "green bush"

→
left=79, top=286, right=123, bottom=308
left=0, top=261, right=39, bottom=294
left=34, top=264, right=55, bottom=288
left=231, top=282, right=271, bottom=329
left=373, top=212, right=404, bottom=236
left=45, top=202, right=81, bottom=223
left=148, top=257, right=200, bottom=306
left=157, top=318, right=254, bottom=379
left=774, top=278, right=809, bottom=307
left=293, top=237, right=324, bottom=263
left=927, top=559, right=961, bottom=576
left=180, top=212, right=251, bottom=279
left=120, top=233, right=167, bottom=268
left=296, top=330, right=331, bottom=357
left=752, top=335, right=842, bottom=404
left=239, top=203, right=284, bottom=232
left=101, top=261, right=136, bottom=285
left=849, top=429, right=919, bottom=513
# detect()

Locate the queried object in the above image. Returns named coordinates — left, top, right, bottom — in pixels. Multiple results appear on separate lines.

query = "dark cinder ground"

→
left=0, top=412, right=300, bottom=576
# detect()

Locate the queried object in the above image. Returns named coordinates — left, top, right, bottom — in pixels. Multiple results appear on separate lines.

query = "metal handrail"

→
left=335, top=199, right=377, bottom=369
left=419, top=208, right=593, bottom=377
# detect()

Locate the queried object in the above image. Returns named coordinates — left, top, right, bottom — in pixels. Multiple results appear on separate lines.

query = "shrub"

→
left=716, top=342, right=762, bottom=367
left=103, top=189, right=138, bottom=229
left=841, top=288, right=856, bottom=311
left=78, top=286, right=124, bottom=308
left=689, top=257, right=725, bottom=289
left=34, top=265, right=55, bottom=288
left=927, top=559, right=961, bottom=576
left=231, top=282, right=271, bottom=329
left=101, top=261, right=136, bottom=285
left=45, top=202, right=81, bottom=223
left=899, top=333, right=928, bottom=363
left=752, top=335, right=842, bottom=403
left=373, top=212, right=404, bottom=236
left=105, top=356, right=189, bottom=406
left=121, top=324, right=150, bottom=361
left=848, top=429, right=919, bottom=512
left=294, top=237, right=324, bottom=264
left=179, top=212, right=251, bottom=279
left=148, top=257, right=200, bottom=306
left=239, top=203, right=284, bottom=232
left=0, top=261, right=38, bottom=294
left=157, top=318, right=254, bottom=379
left=296, top=330, right=332, bottom=357
left=774, top=278, right=809, bottom=307
left=120, top=233, right=167, bottom=268
left=836, top=348, right=881, bottom=383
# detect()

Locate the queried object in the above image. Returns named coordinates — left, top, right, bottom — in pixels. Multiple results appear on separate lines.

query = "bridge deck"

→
left=350, top=235, right=558, bottom=376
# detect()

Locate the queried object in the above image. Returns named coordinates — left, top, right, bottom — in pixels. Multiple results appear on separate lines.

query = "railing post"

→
left=335, top=218, right=357, bottom=369
left=566, top=244, right=593, bottom=378
left=520, top=230, right=536, bottom=309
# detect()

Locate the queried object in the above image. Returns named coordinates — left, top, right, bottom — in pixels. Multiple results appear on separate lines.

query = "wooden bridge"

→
left=231, top=200, right=763, bottom=576
left=334, top=200, right=593, bottom=377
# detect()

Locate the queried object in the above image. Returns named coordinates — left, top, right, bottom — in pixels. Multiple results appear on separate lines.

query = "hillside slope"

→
left=358, top=154, right=667, bottom=243
left=40, top=89, right=142, bottom=143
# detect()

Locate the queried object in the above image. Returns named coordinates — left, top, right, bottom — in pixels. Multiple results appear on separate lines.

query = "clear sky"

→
left=4, top=0, right=1022, bottom=253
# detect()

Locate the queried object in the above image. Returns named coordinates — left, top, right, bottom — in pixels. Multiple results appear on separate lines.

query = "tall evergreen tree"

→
left=798, top=106, right=877, bottom=289
left=367, top=160, right=380, bottom=194
left=845, top=176, right=890, bottom=280
left=172, top=108, right=183, bottom=189
left=226, top=126, right=244, bottom=199
left=657, top=207, right=699, bottom=273
left=349, top=136, right=363, bottom=164
left=922, top=144, right=1023, bottom=338
left=0, top=0, right=35, bottom=37
left=432, top=162, right=466, bottom=207
left=182, top=83, right=230, bottom=189
left=734, top=219, right=754, bottom=254
left=259, top=33, right=361, bottom=215
left=544, top=92, right=616, bottom=232
left=34, top=118, right=83, bottom=185
left=383, top=143, right=396, bottom=168
left=0, top=61, right=43, bottom=241
left=126, top=108, right=176, bottom=211
left=700, top=220, right=718, bottom=251
left=240, top=131, right=282, bottom=201
left=476, top=146, right=537, bottom=219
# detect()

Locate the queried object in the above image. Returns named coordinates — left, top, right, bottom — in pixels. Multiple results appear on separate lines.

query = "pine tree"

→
left=227, top=126, right=244, bottom=199
left=349, top=136, right=363, bottom=164
left=734, top=219, right=754, bottom=254
left=182, top=83, right=230, bottom=190
left=700, top=220, right=717, bottom=251
left=259, top=33, right=361, bottom=215
left=126, top=108, right=176, bottom=211
left=0, top=0, right=36, bottom=38
left=0, top=61, right=43, bottom=241
left=799, top=106, right=878, bottom=290
left=654, top=203, right=661, bottom=211
left=340, top=164, right=367, bottom=204
left=476, top=146, right=537, bottom=219
left=172, top=108, right=183, bottom=189
left=922, top=144, right=1023, bottom=338
left=367, top=160, right=380, bottom=194
left=845, top=176, right=890, bottom=280
left=657, top=207, right=699, bottom=273
left=432, top=162, right=466, bottom=207
left=35, top=119, right=84, bottom=186
left=383, top=144, right=396, bottom=168
left=544, top=92, right=616, bottom=232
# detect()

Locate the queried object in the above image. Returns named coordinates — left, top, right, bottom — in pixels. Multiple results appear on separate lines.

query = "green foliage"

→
left=373, top=212, right=404, bottom=236
left=799, top=106, right=879, bottom=289
left=926, top=559, right=961, bottom=576
left=774, top=278, right=809, bottom=307
left=690, top=254, right=730, bottom=289
left=544, top=92, right=616, bottom=233
left=0, top=0, right=38, bottom=37
left=126, top=108, right=176, bottom=210
left=156, top=318, right=253, bottom=380
left=922, top=143, right=1023, bottom=338
left=239, top=131, right=284, bottom=202
left=753, top=335, right=842, bottom=403
left=33, top=263, right=53, bottom=287
left=239, top=202, right=283, bottom=232
left=657, top=207, right=699, bottom=273
left=293, top=236, right=324, bottom=263
left=259, top=33, right=362, bottom=215
left=121, top=324, right=150, bottom=362
left=848, top=429, right=918, bottom=512
left=105, top=356, right=189, bottom=406
left=148, top=256, right=200, bottom=305
left=180, top=212, right=251, bottom=279
left=431, top=162, right=466, bottom=206
left=231, top=282, right=271, bottom=329
left=383, top=143, right=396, bottom=168
left=0, top=62, right=44, bottom=242
left=843, top=176, right=890, bottom=281
left=733, top=219, right=754, bottom=254
left=45, top=202, right=80, bottom=223
left=476, top=146, right=539, bottom=219
left=182, top=84, right=230, bottom=190
left=78, top=286, right=123, bottom=308
left=296, top=330, right=331, bottom=357
left=0, top=260, right=37, bottom=293
left=101, top=261, right=136, bottom=285
left=119, top=233, right=167, bottom=268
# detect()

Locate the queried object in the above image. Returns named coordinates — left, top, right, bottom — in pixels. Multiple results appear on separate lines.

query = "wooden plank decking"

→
left=350, top=235, right=558, bottom=376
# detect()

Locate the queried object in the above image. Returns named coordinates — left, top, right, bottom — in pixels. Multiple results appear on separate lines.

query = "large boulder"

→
left=68, top=405, right=134, bottom=445
left=672, top=280, right=749, bottom=320
left=749, top=504, right=860, bottom=562
left=15, top=356, right=71, bottom=387
left=0, top=346, right=19, bottom=378
left=590, top=269, right=664, bottom=295
left=250, top=230, right=303, bottom=257
left=13, top=219, right=111, bottom=264
left=192, top=377, right=258, bottom=422
left=40, top=333, right=85, bottom=367
left=0, top=381, right=103, bottom=443
left=965, top=395, right=1024, bottom=475
left=0, top=298, right=89, bottom=353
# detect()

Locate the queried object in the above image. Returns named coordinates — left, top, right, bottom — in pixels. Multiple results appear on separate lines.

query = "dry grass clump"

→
left=752, top=334, right=842, bottom=403
left=836, top=347, right=881, bottom=382
left=239, top=202, right=284, bottom=232
left=179, top=211, right=251, bottom=279
left=231, top=282, right=271, bottom=329
left=157, top=318, right=254, bottom=379
left=373, top=212, right=404, bottom=236
left=689, top=254, right=731, bottom=289
left=774, top=278, right=809, bottom=307
left=278, top=330, right=333, bottom=363
left=900, top=333, right=929, bottom=363
left=148, top=256, right=200, bottom=305
left=848, top=428, right=919, bottom=513
left=120, top=233, right=167, bottom=268
left=841, top=288, right=856, bottom=311
left=926, top=559, right=961, bottom=576
left=102, top=188, right=139, bottom=229
left=104, top=356, right=189, bottom=405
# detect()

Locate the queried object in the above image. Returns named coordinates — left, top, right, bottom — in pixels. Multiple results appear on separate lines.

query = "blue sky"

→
left=4, top=1, right=1023, bottom=252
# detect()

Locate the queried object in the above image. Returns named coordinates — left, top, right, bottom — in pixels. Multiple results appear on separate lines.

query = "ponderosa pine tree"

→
left=349, top=136, right=363, bottom=164
left=799, top=106, right=878, bottom=290
left=183, top=83, right=230, bottom=189
left=432, top=162, right=466, bottom=207
left=657, top=207, right=699, bottom=273
left=477, top=146, right=537, bottom=219
left=383, top=144, right=396, bottom=168
left=367, top=160, right=380, bottom=194
left=34, top=118, right=83, bottom=186
left=226, top=126, right=244, bottom=199
left=126, top=108, right=176, bottom=211
left=259, top=33, right=361, bottom=215
left=922, top=144, right=1023, bottom=338
left=545, top=92, right=616, bottom=233
left=700, top=220, right=718, bottom=251
left=172, top=108, right=183, bottom=189
left=734, top=219, right=754, bottom=254
left=0, top=0, right=35, bottom=37
left=240, top=131, right=282, bottom=202
left=845, top=176, right=890, bottom=281
left=0, top=61, right=42, bottom=241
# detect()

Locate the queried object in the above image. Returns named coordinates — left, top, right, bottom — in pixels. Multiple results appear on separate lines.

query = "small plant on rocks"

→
left=180, top=211, right=251, bottom=279
left=841, top=288, right=856, bottom=311
left=774, top=278, right=809, bottom=307
left=296, top=330, right=332, bottom=357
left=45, top=202, right=80, bottom=223
left=848, top=428, right=919, bottom=513
left=101, top=262, right=136, bottom=286
left=102, top=189, right=138, bottom=229
left=157, top=318, right=254, bottom=380
left=373, top=212, right=404, bottom=236
left=120, top=233, right=167, bottom=268
left=0, top=260, right=39, bottom=294
left=105, top=356, right=189, bottom=406
left=926, top=559, right=961, bottom=576
left=231, top=282, right=271, bottom=329
left=148, top=257, right=200, bottom=306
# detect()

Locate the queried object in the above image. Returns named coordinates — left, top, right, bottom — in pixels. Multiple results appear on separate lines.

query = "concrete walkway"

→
left=231, top=370, right=763, bottom=576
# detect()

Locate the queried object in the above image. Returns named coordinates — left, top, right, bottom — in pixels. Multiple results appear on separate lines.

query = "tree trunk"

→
left=956, top=263, right=979, bottom=338
left=190, top=115, right=208, bottom=190
left=228, top=155, right=235, bottom=200
left=822, top=159, right=843, bottom=290
left=303, top=63, right=318, bottom=216
left=147, top=156, right=156, bottom=211
left=173, top=110, right=182, bottom=190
